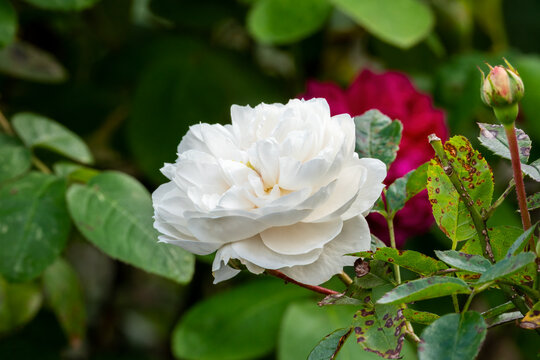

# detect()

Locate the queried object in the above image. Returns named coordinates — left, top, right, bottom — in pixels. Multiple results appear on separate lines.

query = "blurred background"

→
left=1, top=0, right=540, bottom=359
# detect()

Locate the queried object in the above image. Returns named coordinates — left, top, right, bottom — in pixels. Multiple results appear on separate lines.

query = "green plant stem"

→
left=481, top=301, right=516, bottom=319
left=265, top=269, right=339, bottom=296
left=32, top=156, right=51, bottom=174
left=387, top=215, right=401, bottom=284
left=504, top=125, right=533, bottom=237
left=429, top=135, right=495, bottom=262
left=452, top=294, right=460, bottom=313
left=484, top=178, right=515, bottom=220
left=0, top=110, right=13, bottom=135
left=338, top=271, right=353, bottom=286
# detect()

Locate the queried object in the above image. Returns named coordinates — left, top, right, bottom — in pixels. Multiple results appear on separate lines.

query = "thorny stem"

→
left=266, top=269, right=339, bottom=296
left=387, top=215, right=401, bottom=284
left=338, top=271, right=353, bottom=286
left=504, top=125, right=534, bottom=248
left=429, top=135, right=495, bottom=262
left=484, top=178, right=515, bottom=220
left=429, top=134, right=539, bottom=333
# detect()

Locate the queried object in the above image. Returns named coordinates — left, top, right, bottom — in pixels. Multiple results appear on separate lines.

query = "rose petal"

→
left=280, top=216, right=369, bottom=285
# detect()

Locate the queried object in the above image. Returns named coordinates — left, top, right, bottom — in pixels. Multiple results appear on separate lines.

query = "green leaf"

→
left=357, top=248, right=448, bottom=276
left=21, top=0, right=102, bottom=11
left=434, top=250, right=491, bottom=273
left=0, top=276, right=42, bottom=334
left=522, top=158, right=540, bottom=182
left=174, top=279, right=309, bottom=360
left=67, top=171, right=194, bottom=284
left=520, top=301, right=540, bottom=330
left=0, top=133, right=31, bottom=183
left=350, top=259, right=394, bottom=290
left=0, top=41, right=67, bottom=83
left=527, top=192, right=540, bottom=211
left=377, top=277, right=470, bottom=305
left=307, top=328, right=352, bottom=360
left=331, top=0, right=434, bottom=48
left=386, top=162, right=431, bottom=214
left=477, top=252, right=536, bottom=284
left=354, top=110, right=402, bottom=167
left=406, top=162, right=429, bottom=199
left=53, top=161, right=99, bottom=183
left=279, top=300, right=418, bottom=360
left=12, top=113, right=93, bottom=164
left=418, top=312, right=487, bottom=360
left=478, top=122, right=531, bottom=163
left=42, top=258, right=86, bottom=345
left=0, top=172, right=70, bottom=282
left=461, top=226, right=536, bottom=284
left=352, top=285, right=407, bottom=359
left=0, top=0, right=16, bottom=48
left=505, top=224, right=537, bottom=258
left=427, top=136, right=494, bottom=245
left=403, top=308, right=439, bottom=325
left=247, top=0, right=331, bottom=45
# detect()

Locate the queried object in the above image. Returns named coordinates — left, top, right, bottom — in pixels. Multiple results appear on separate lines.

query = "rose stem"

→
left=429, top=134, right=539, bottom=331
left=265, top=269, right=339, bottom=296
left=338, top=271, right=353, bottom=286
left=504, top=125, right=534, bottom=241
left=386, top=215, right=401, bottom=284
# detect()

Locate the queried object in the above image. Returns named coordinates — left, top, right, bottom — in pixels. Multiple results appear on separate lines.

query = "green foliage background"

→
left=1, top=0, right=540, bottom=359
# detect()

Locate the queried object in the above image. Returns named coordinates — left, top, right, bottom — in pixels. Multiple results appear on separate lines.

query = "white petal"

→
left=341, top=158, right=387, bottom=219
left=260, top=220, right=343, bottom=255
left=231, top=235, right=322, bottom=269
left=212, top=245, right=241, bottom=283
left=199, top=123, right=245, bottom=162
left=280, top=216, right=370, bottom=285
left=158, top=235, right=221, bottom=255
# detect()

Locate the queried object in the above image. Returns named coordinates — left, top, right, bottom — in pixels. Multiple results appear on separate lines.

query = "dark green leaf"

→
left=520, top=301, right=540, bottom=330
left=434, top=250, right=491, bottom=273
left=354, top=110, right=402, bottom=167
left=419, top=312, right=487, bottom=360
left=12, top=113, right=92, bottom=164
left=0, top=172, right=70, bottom=282
left=331, top=0, right=434, bottom=48
left=427, top=136, right=494, bottom=245
left=406, top=162, right=429, bottom=199
left=403, top=308, right=439, bottom=325
left=505, top=224, right=537, bottom=258
left=357, top=248, right=448, bottom=275
left=174, top=279, right=309, bottom=360
left=42, top=258, right=86, bottom=345
left=67, top=171, right=195, bottom=284
left=22, top=0, right=101, bottom=11
left=307, top=328, right=352, bottom=360
left=477, top=252, right=536, bottom=284
left=0, top=0, right=16, bottom=48
left=53, top=161, right=99, bottom=183
left=352, top=285, right=406, bottom=359
left=0, top=276, right=42, bottom=334
left=478, top=122, right=531, bottom=163
left=377, top=277, right=470, bottom=305
left=527, top=193, right=540, bottom=211
left=0, top=41, right=67, bottom=83
left=247, top=0, right=331, bottom=44
left=0, top=133, right=31, bottom=183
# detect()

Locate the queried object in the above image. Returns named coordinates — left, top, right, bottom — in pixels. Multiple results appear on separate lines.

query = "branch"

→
left=266, top=269, right=339, bottom=296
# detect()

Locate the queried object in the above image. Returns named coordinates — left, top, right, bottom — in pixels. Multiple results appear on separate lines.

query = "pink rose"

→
left=301, top=69, right=449, bottom=247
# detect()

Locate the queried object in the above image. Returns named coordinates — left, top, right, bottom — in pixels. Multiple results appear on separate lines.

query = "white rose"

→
left=152, top=98, right=386, bottom=285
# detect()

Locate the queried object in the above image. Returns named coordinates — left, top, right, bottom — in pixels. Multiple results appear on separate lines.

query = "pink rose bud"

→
left=480, top=60, right=524, bottom=125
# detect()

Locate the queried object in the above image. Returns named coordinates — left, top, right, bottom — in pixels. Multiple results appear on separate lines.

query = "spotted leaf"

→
left=478, top=122, right=531, bottom=163
left=377, top=277, right=470, bottom=305
left=352, top=286, right=406, bottom=359
left=520, top=301, right=540, bottom=330
left=356, top=248, right=447, bottom=276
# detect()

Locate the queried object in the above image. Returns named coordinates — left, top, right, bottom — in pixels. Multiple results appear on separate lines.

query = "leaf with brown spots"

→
left=403, top=308, right=440, bottom=325
left=478, top=122, right=531, bottom=163
left=307, top=328, right=352, bottom=360
left=427, top=136, right=494, bottom=246
left=520, top=301, right=540, bottom=330
left=352, top=285, right=406, bottom=359
left=354, top=247, right=448, bottom=275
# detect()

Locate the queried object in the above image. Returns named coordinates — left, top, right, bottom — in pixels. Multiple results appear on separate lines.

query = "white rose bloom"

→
left=152, top=98, right=386, bottom=285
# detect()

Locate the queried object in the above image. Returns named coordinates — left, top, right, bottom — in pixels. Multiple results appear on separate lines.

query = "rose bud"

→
left=480, top=59, right=524, bottom=125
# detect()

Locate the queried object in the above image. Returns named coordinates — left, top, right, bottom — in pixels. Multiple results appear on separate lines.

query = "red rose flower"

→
left=301, top=69, right=449, bottom=247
